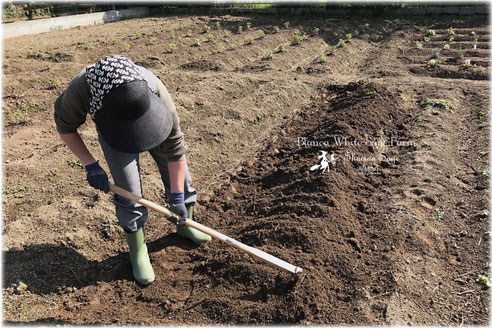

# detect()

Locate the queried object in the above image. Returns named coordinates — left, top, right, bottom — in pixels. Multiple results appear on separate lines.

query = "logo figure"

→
left=310, top=150, right=337, bottom=173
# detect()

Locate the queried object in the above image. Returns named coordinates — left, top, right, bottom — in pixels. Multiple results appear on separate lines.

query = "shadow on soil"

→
left=2, top=233, right=197, bottom=295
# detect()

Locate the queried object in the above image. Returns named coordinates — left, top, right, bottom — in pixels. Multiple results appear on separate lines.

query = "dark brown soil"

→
left=2, top=13, right=490, bottom=325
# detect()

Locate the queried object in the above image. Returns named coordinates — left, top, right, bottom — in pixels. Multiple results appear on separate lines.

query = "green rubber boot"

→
left=176, top=205, right=211, bottom=245
left=125, top=228, right=155, bottom=285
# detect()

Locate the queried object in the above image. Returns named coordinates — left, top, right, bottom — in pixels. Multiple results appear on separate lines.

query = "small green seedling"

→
left=421, top=99, right=450, bottom=111
left=265, top=49, right=273, bottom=59
left=337, top=39, right=345, bottom=47
left=215, top=22, right=221, bottom=29
left=207, top=34, right=214, bottom=42
left=42, top=61, right=52, bottom=70
left=443, top=44, right=450, bottom=50
left=454, top=47, right=464, bottom=59
left=463, top=59, right=472, bottom=67
left=400, top=93, right=408, bottom=102
left=294, top=35, right=302, bottom=45
left=246, top=22, right=251, bottom=30
left=83, top=41, right=94, bottom=50
left=238, top=26, right=243, bottom=34
left=123, top=43, right=131, bottom=51
left=479, top=150, right=488, bottom=157
left=449, top=35, right=455, bottom=42
left=2, top=59, right=9, bottom=67
left=432, top=49, right=440, bottom=58
left=329, top=46, right=336, bottom=55
left=111, top=36, right=117, bottom=44
left=258, top=30, right=265, bottom=38
left=193, top=38, right=200, bottom=46
left=278, top=43, right=285, bottom=52
left=424, top=59, right=441, bottom=66
left=483, top=169, right=489, bottom=178
left=320, top=53, right=327, bottom=62
left=224, top=30, right=231, bottom=37
left=426, top=30, right=436, bottom=37
left=284, top=21, right=290, bottom=28
left=274, top=26, right=280, bottom=33
left=150, top=37, right=157, bottom=44
left=416, top=41, right=423, bottom=49
left=366, top=90, right=377, bottom=96
left=435, top=208, right=444, bottom=219
left=203, top=25, right=211, bottom=33
left=186, top=30, right=192, bottom=37
left=364, top=23, right=369, bottom=29
left=478, top=209, right=489, bottom=220
left=476, top=275, right=491, bottom=288
left=424, top=36, right=431, bottom=42
left=479, top=110, right=486, bottom=121
left=51, top=77, right=61, bottom=88
left=448, top=27, right=455, bottom=36
left=170, top=31, right=175, bottom=39
left=217, top=43, right=224, bottom=53
left=135, top=32, right=142, bottom=39
left=169, top=43, right=176, bottom=52
left=68, top=159, right=84, bottom=168
left=346, top=33, right=352, bottom=39
left=313, top=27, right=320, bottom=35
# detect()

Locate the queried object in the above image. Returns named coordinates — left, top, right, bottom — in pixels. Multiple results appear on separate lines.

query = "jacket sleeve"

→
left=54, top=71, right=89, bottom=134
left=155, top=78, right=187, bottom=162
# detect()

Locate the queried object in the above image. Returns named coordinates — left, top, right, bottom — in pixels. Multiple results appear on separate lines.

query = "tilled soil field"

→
left=2, top=13, right=490, bottom=325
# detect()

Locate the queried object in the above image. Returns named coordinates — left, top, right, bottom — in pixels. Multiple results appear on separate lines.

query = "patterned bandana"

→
left=86, top=55, right=149, bottom=120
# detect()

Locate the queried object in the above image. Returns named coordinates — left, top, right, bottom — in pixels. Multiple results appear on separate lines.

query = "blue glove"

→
left=169, top=192, right=187, bottom=226
left=85, top=161, right=110, bottom=193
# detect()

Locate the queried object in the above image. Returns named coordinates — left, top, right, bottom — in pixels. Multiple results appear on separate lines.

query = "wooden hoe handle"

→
left=109, top=183, right=303, bottom=274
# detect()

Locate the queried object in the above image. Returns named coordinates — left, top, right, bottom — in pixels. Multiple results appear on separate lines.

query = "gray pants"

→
left=98, top=133, right=197, bottom=233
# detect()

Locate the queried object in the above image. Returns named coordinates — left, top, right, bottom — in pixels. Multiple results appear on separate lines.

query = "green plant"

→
left=454, top=47, right=464, bottom=59
left=274, top=26, right=280, bottom=33
left=203, top=25, right=211, bottom=33
left=170, top=30, right=175, bottom=39
left=476, top=275, right=491, bottom=288
left=123, top=42, right=131, bottom=51
left=337, top=39, right=345, bottom=47
left=42, top=61, right=52, bottom=70
left=400, top=93, right=408, bottom=102
left=448, top=27, right=455, bottom=36
left=217, top=43, right=224, bottom=53
left=294, top=35, right=302, bottom=45
left=449, top=35, right=455, bottom=42
left=416, top=41, right=423, bottom=49
left=284, top=21, right=290, bottom=28
left=265, top=49, right=274, bottom=59
left=186, top=29, right=192, bottom=37
left=193, top=38, right=200, bottom=46
left=258, top=29, right=265, bottom=38
left=366, top=90, right=377, bottom=96
left=479, top=150, right=488, bottom=157
left=421, top=98, right=450, bottom=110
left=482, top=169, right=489, bottom=178
left=50, top=77, right=61, bottom=88
left=111, top=36, right=117, bottom=44
left=224, top=30, right=231, bottom=37
left=135, top=32, right=142, bottom=39
left=424, top=36, right=431, bottom=42
left=83, top=41, right=94, bottom=50
left=2, top=59, right=9, bottom=67
left=435, top=208, right=444, bottom=219
left=68, top=159, right=84, bottom=169
left=364, top=23, right=369, bottom=28
left=150, top=37, right=157, bottom=44
left=169, top=43, right=176, bottom=52
left=443, top=44, right=450, bottom=50
left=320, top=53, right=327, bottom=62
left=278, top=43, right=286, bottom=52
left=12, top=106, right=28, bottom=124
left=246, top=22, right=251, bottom=30
left=463, top=59, right=472, bottom=67
left=478, top=209, right=489, bottom=219
left=432, top=49, right=440, bottom=58
left=215, top=21, right=221, bottom=29
left=238, top=26, right=243, bottom=34
left=346, top=33, right=352, bottom=39
left=353, top=29, right=360, bottom=37
left=328, top=46, right=336, bottom=55
left=313, top=27, right=320, bottom=35
left=474, top=35, right=478, bottom=44
left=424, top=59, right=441, bottom=66
left=479, top=110, right=486, bottom=121
left=207, top=34, right=214, bottom=42
left=426, top=29, right=436, bottom=37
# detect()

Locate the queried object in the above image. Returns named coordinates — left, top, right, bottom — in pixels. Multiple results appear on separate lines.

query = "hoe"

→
left=110, top=183, right=303, bottom=275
